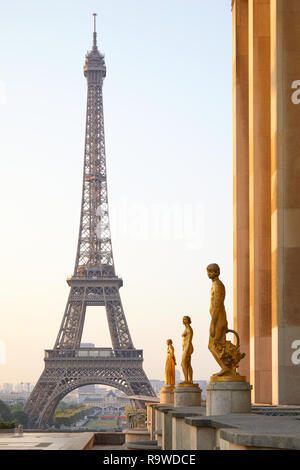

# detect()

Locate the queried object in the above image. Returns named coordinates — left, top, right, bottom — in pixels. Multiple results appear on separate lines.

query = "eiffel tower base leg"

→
left=24, top=349, right=155, bottom=429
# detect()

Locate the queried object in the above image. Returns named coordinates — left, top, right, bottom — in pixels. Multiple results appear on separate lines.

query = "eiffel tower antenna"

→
left=93, top=13, right=97, bottom=48
left=24, top=16, right=155, bottom=428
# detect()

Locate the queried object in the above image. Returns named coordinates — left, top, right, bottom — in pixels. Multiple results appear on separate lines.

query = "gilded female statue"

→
left=207, top=263, right=245, bottom=379
left=165, top=339, right=176, bottom=387
left=180, top=316, right=194, bottom=384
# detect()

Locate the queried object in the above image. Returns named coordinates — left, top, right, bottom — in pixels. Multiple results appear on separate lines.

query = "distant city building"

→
left=14, top=383, right=22, bottom=393
left=2, top=383, right=13, bottom=392
left=94, top=386, right=107, bottom=395
left=0, top=391, right=30, bottom=405
left=70, top=385, right=108, bottom=404
left=24, top=383, right=32, bottom=393
left=78, top=384, right=96, bottom=395
left=78, top=392, right=100, bottom=404
left=61, top=392, right=79, bottom=404
left=150, top=380, right=165, bottom=394
left=194, top=380, right=207, bottom=400
left=15, top=382, right=32, bottom=393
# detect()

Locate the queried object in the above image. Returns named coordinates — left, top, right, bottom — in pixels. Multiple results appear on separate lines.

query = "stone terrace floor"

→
left=0, top=432, right=94, bottom=450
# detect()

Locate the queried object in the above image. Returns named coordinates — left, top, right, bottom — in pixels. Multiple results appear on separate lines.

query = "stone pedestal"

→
left=160, top=386, right=175, bottom=405
left=174, top=383, right=202, bottom=407
left=206, top=381, right=252, bottom=416
left=123, top=428, right=150, bottom=444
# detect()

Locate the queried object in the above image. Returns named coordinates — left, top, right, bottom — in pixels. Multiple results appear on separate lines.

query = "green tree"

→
left=9, top=404, right=22, bottom=414
left=55, top=402, right=81, bottom=413
left=11, top=410, right=28, bottom=427
left=0, top=400, right=12, bottom=422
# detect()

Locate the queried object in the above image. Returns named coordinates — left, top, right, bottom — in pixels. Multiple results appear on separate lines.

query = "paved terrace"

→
left=1, top=407, right=300, bottom=450
left=0, top=432, right=94, bottom=450
left=185, top=413, right=300, bottom=450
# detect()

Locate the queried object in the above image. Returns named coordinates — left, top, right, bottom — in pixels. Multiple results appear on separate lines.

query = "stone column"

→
left=161, top=409, right=173, bottom=450
left=270, top=0, right=300, bottom=405
left=232, top=0, right=300, bottom=405
left=232, top=0, right=250, bottom=380
left=248, top=0, right=272, bottom=404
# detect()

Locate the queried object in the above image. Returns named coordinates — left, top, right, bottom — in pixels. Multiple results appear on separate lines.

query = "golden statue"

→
left=165, top=339, right=176, bottom=387
left=207, top=263, right=246, bottom=381
left=125, top=404, right=146, bottom=428
left=180, top=316, right=195, bottom=385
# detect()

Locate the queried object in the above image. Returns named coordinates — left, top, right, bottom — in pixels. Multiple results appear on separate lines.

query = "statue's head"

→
left=166, top=339, right=173, bottom=345
left=206, top=263, right=220, bottom=279
left=183, top=315, right=191, bottom=325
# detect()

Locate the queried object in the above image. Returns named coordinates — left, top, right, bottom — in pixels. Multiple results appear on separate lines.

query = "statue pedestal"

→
left=174, top=383, right=202, bottom=407
left=123, top=427, right=150, bottom=444
left=160, top=386, right=175, bottom=405
left=206, top=380, right=252, bottom=416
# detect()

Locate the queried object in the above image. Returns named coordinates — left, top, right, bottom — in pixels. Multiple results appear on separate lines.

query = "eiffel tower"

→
left=24, top=15, right=155, bottom=428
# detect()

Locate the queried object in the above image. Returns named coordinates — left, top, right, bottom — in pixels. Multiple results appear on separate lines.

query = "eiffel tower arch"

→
left=25, top=348, right=153, bottom=428
left=24, top=15, right=155, bottom=428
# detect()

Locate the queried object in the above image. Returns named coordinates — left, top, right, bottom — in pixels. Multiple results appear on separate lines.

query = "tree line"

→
left=0, top=400, right=28, bottom=427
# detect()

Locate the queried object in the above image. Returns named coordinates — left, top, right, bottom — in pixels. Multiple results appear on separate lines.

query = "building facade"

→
left=232, top=0, right=300, bottom=404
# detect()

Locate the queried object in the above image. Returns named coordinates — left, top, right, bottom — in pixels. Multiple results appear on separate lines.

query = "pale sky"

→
left=0, top=0, right=233, bottom=386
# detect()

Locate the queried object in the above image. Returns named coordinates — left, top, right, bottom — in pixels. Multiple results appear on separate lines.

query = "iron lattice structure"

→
left=24, top=18, right=155, bottom=428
